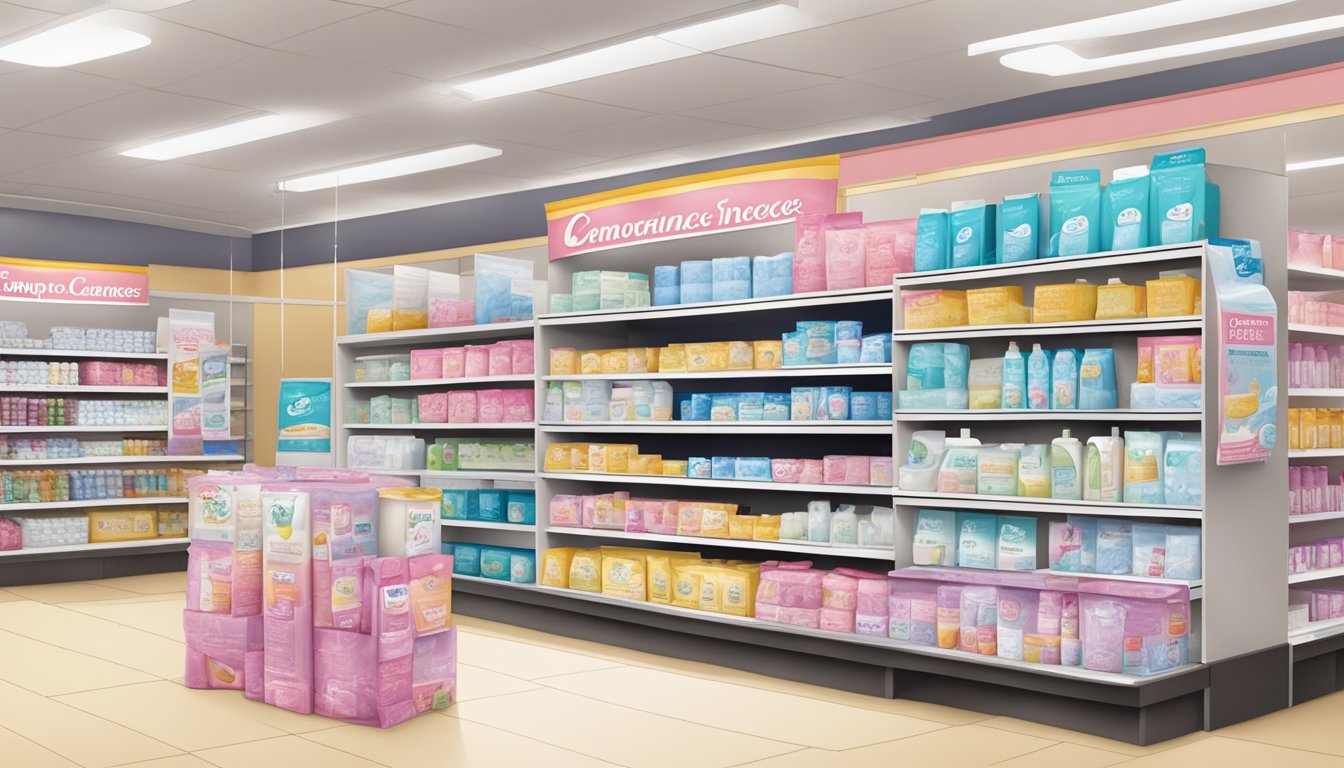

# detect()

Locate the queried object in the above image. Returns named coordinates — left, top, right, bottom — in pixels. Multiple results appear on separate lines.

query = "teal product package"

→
left=277, top=378, right=332, bottom=453
left=1078, top=348, right=1117, bottom=410
left=1149, top=147, right=1214, bottom=245
left=996, top=515, right=1037, bottom=571
left=1102, top=166, right=1150, bottom=251
left=1048, top=169, right=1101, bottom=257
left=956, top=512, right=998, bottom=569
left=914, top=209, right=950, bottom=272
left=950, top=200, right=996, bottom=268
left=998, top=193, right=1039, bottom=263
left=1209, top=238, right=1277, bottom=465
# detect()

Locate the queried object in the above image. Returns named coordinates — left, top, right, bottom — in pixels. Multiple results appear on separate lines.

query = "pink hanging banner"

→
left=0, top=256, right=149, bottom=305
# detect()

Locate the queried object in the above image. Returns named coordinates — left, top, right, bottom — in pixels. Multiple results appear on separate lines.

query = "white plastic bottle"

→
left=937, top=428, right=982, bottom=494
left=1027, top=343, right=1051, bottom=410
left=1084, top=427, right=1125, bottom=502
left=1002, top=341, right=1026, bottom=410
left=1051, top=429, right=1084, bottom=500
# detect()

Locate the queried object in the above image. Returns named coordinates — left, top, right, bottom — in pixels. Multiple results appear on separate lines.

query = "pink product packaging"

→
left=183, top=610, right=263, bottom=694
left=643, top=500, right=679, bottom=535
left=447, top=391, right=478, bottom=423
left=409, top=554, right=454, bottom=637
left=959, top=586, right=998, bottom=655
left=756, top=561, right=825, bottom=610
left=770, top=458, right=805, bottom=483
left=582, top=495, right=597, bottom=528
left=549, top=495, right=584, bottom=527
left=1078, top=581, right=1189, bottom=676
left=824, top=225, right=867, bottom=291
left=755, top=603, right=822, bottom=628
left=0, top=517, right=19, bottom=550
left=794, top=212, right=863, bottom=294
left=869, top=456, right=893, bottom=487
left=501, top=388, right=534, bottom=423
left=441, top=348, right=466, bottom=379
left=798, top=459, right=824, bottom=484
left=624, top=499, right=648, bottom=533
left=411, top=628, right=457, bottom=714
left=476, top=389, right=505, bottom=423
left=464, top=346, right=490, bottom=378
left=310, top=484, right=379, bottom=631
left=417, top=393, right=448, bottom=424
left=864, top=219, right=918, bottom=287
left=506, top=340, right=535, bottom=374
left=592, top=492, right=629, bottom=530
left=1289, top=228, right=1329, bottom=267
left=823, top=455, right=871, bottom=486
left=488, top=345, right=513, bottom=376
left=409, top=349, right=444, bottom=380
left=314, top=623, right=452, bottom=727
left=187, top=539, right=262, bottom=617
left=430, top=298, right=476, bottom=328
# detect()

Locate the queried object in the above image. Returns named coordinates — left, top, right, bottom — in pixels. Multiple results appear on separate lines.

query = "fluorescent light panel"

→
left=1287, top=156, right=1344, bottom=172
left=1000, top=12, right=1344, bottom=75
left=454, top=3, right=816, bottom=100
left=968, top=0, right=1295, bottom=56
left=278, top=144, right=503, bottom=192
left=121, top=114, right=325, bottom=160
left=0, top=9, right=149, bottom=67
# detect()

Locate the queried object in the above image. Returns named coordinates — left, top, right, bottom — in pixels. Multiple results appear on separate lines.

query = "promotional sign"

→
left=1210, top=239, right=1278, bottom=465
left=0, top=255, right=148, bottom=305
left=545, top=157, right=839, bottom=260
left=277, top=378, right=332, bottom=453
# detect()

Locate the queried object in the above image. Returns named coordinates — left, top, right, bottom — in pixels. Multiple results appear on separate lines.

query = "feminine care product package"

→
left=1209, top=239, right=1277, bottom=464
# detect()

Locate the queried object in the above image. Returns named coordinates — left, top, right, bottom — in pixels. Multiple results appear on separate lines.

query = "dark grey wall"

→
left=0, top=207, right=251, bottom=271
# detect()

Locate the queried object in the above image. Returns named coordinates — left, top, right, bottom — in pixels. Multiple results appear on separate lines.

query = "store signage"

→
left=545, top=159, right=839, bottom=260
left=0, top=256, right=149, bottom=305
left=277, top=378, right=333, bottom=454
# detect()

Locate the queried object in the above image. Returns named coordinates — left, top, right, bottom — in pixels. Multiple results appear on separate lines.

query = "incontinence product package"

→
left=914, top=209, right=951, bottom=272
left=950, top=200, right=996, bottom=268
left=1048, top=169, right=1101, bottom=257
left=1102, top=166, right=1150, bottom=251
left=795, top=213, right=862, bottom=293
left=1208, top=239, right=1277, bottom=464
left=309, top=483, right=378, bottom=631
left=755, top=560, right=825, bottom=628
left=1148, top=147, right=1219, bottom=246
left=183, top=609, right=263, bottom=699
left=998, top=193, right=1040, bottom=264
left=864, top=218, right=917, bottom=286
left=188, top=475, right=264, bottom=617
left=261, top=488, right=314, bottom=714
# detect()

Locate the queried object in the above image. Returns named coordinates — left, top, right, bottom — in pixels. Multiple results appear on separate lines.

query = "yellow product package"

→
left=1319, top=409, right=1331, bottom=450
left=670, top=560, right=704, bottom=609
left=726, top=341, right=754, bottom=370
left=157, top=509, right=188, bottom=538
left=1303, top=409, right=1319, bottom=450
left=646, top=552, right=673, bottom=604
left=540, top=548, right=579, bottom=588
left=628, top=454, right=663, bottom=476
left=753, top=514, right=781, bottom=541
left=392, top=310, right=428, bottom=331
left=580, top=350, right=603, bottom=374
left=753, top=340, right=783, bottom=369
left=685, top=343, right=713, bottom=372
left=677, top=503, right=704, bottom=536
left=568, top=549, right=604, bottom=592
left=172, top=358, right=200, bottom=394
left=627, top=348, right=652, bottom=373
left=1032, top=280, right=1098, bottom=323
left=1332, top=409, right=1344, bottom=449
left=966, top=285, right=1031, bottom=326
left=698, top=565, right=724, bottom=613
left=544, top=443, right=586, bottom=471
left=87, top=509, right=157, bottom=543
left=549, top=348, right=579, bottom=375
left=366, top=309, right=393, bottom=334
left=601, top=349, right=628, bottom=374
left=720, top=564, right=760, bottom=617
left=728, top=515, right=756, bottom=540
left=599, top=549, right=648, bottom=601
left=1153, top=341, right=1199, bottom=384
left=587, top=444, right=609, bottom=473
left=660, top=344, right=687, bottom=372
left=607, top=444, right=635, bottom=473
left=1289, top=408, right=1300, bottom=450
left=662, top=459, right=689, bottom=476
left=1146, top=272, right=1200, bottom=317
left=902, top=289, right=968, bottom=329
left=698, top=503, right=735, bottom=538
left=1095, top=279, right=1146, bottom=319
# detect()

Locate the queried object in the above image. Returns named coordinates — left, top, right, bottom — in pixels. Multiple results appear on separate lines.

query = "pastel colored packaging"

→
left=825, top=225, right=867, bottom=290
left=1094, top=519, right=1133, bottom=575
left=409, top=555, right=453, bottom=636
left=1165, top=525, right=1202, bottom=580
left=949, top=200, right=996, bottom=268
left=1078, top=348, right=1117, bottom=410
left=1048, top=169, right=1101, bottom=257
left=913, top=209, right=950, bottom=272
left=956, top=512, right=997, bottom=569
left=653, top=265, right=680, bottom=306
left=183, top=610, right=263, bottom=695
left=998, top=193, right=1039, bottom=263
left=1131, top=522, right=1167, bottom=578
left=1102, top=165, right=1150, bottom=251
left=1148, top=147, right=1212, bottom=245
left=752, top=252, right=794, bottom=299
left=1209, top=239, right=1277, bottom=465
left=794, top=213, right=861, bottom=293
left=260, top=489, right=314, bottom=714
left=996, top=515, right=1036, bottom=571
left=864, top=218, right=917, bottom=285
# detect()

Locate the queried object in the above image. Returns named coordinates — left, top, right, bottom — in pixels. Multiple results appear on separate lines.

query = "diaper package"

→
left=183, top=610, right=264, bottom=700
left=1048, top=169, right=1101, bottom=257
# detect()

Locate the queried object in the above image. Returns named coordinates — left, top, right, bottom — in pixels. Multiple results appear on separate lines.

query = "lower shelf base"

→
left=1292, top=631, right=1344, bottom=704
left=0, top=549, right=186, bottom=586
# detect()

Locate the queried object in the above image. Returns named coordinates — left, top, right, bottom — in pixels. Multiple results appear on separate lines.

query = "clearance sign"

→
left=0, top=255, right=149, bottom=305
left=545, top=156, right=840, bottom=260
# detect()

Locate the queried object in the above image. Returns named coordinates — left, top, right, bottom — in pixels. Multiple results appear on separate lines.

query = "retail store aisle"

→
left=0, top=574, right=1339, bottom=768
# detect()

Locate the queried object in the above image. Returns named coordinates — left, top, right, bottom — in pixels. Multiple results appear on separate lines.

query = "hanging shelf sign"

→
left=545, top=156, right=840, bottom=260
left=0, top=255, right=149, bottom=305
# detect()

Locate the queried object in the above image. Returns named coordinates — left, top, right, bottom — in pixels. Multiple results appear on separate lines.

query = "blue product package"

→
left=688, top=457, right=712, bottom=479
left=711, top=456, right=737, bottom=479
left=835, top=320, right=864, bottom=342
left=509, top=550, right=537, bottom=583
left=1078, top=348, right=1118, bottom=410
left=710, top=393, right=740, bottom=421
left=860, top=334, right=890, bottom=363
left=790, top=387, right=820, bottom=420
left=914, top=209, right=950, bottom=272
left=1102, top=167, right=1150, bottom=251
left=506, top=492, right=536, bottom=525
left=474, top=253, right=534, bottom=323
left=675, top=392, right=693, bottom=421
left=762, top=393, right=790, bottom=420
left=712, top=256, right=752, bottom=301
left=998, top=193, right=1040, bottom=263
left=836, top=320, right=864, bottom=364
left=475, top=489, right=506, bottom=522
left=1164, top=525, right=1202, bottom=579
left=452, top=543, right=481, bottom=577
left=680, top=260, right=712, bottom=303
left=798, top=321, right=838, bottom=365
left=1064, top=515, right=1099, bottom=573
left=752, top=253, right=794, bottom=298
left=956, top=512, right=997, bottom=569
left=950, top=201, right=996, bottom=267
left=821, top=387, right=851, bottom=420
left=1149, top=147, right=1210, bottom=245
left=781, top=330, right=808, bottom=366
left=1048, top=169, right=1102, bottom=256
left=850, top=391, right=879, bottom=421
left=653, top=265, right=681, bottom=306
left=1051, top=348, right=1081, bottom=410
left=1132, top=523, right=1167, bottom=577
left=735, top=457, right=771, bottom=481
left=689, top=393, right=712, bottom=421
left=479, top=547, right=512, bottom=580
left=876, top=391, right=893, bottom=420
left=1164, top=438, right=1203, bottom=506
left=738, top=392, right=765, bottom=421
left=1094, top=519, right=1133, bottom=575
left=441, top=489, right=470, bottom=521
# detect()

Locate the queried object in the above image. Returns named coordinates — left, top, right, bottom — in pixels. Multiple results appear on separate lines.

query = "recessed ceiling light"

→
left=0, top=9, right=150, bottom=67
left=1287, top=156, right=1344, bottom=172
left=968, top=0, right=1295, bottom=56
left=999, top=12, right=1344, bottom=75
left=277, top=144, right=503, bottom=192
left=121, top=114, right=328, bottom=160
left=453, top=3, right=818, bottom=100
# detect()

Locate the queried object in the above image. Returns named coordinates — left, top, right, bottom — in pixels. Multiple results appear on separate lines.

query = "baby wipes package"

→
left=1209, top=239, right=1277, bottom=464
left=1048, top=169, right=1101, bottom=257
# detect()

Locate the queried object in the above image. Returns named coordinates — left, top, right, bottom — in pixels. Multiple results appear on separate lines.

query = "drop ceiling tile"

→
left=0, top=130, right=106, bottom=176
left=547, top=54, right=830, bottom=114
left=394, top=0, right=746, bottom=52
left=0, top=2, right=53, bottom=36
left=24, top=90, right=255, bottom=143
left=849, top=49, right=1042, bottom=116
left=461, top=142, right=605, bottom=179
left=68, top=16, right=259, bottom=89
left=153, top=0, right=371, bottom=47
left=413, top=91, right=649, bottom=146
left=12, top=184, right=241, bottom=227
left=0, top=69, right=138, bottom=129
left=684, top=81, right=933, bottom=130
left=533, top=113, right=765, bottom=158
left=272, top=9, right=547, bottom=82
left=795, top=0, right=926, bottom=23
left=1, top=1, right=98, bottom=13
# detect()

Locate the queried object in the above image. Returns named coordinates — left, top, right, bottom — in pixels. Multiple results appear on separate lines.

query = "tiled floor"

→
left=0, top=573, right=1341, bottom=767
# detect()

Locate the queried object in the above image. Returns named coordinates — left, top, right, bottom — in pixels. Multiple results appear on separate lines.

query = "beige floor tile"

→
left=0, top=600, right=184, bottom=678
left=456, top=630, right=623, bottom=680
left=0, top=588, right=24, bottom=602
left=114, top=757, right=218, bottom=768
left=310, top=714, right=624, bottom=768
left=990, top=742, right=1131, bottom=767
left=4, top=581, right=142, bottom=603
left=453, top=687, right=798, bottom=768
left=194, top=735, right=385, bottom=768
left=0, top=725, right=81, bottom=767
left=1215, top=691, right=1344, bottom=755
left=86, top=572, right=187, bottom=595
left=455, top=663, right=542, bottom=702
left=979, top=715, right=1213, bottom=756
left=56, top=680, right=345, bottom=749
left=0, top=680, right=181, bottom=767
left=1121, top=736, right=1344, bottom=766
left=0, top=627, right=156, bottom=695
left=542, top=665, right=944, bottom=749
left=736, top=724, right=1053, bottom=768
left=64, top=596, right=187, bottom=642
left=65, top=592, right=189, bottom=607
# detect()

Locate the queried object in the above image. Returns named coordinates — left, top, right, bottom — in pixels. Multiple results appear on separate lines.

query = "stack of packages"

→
left=182, top=468, right=456, bottom=727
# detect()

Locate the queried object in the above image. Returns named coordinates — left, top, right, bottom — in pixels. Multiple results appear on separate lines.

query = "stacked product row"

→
left=543, top=382, right=892, bottom=423
left=1289, top=409, right=1344, bottom=451
left=0, top=437, right=170, bottom=460
left=344, top=256, right=533, bottom=334
left=1291, top=588, right=1344, bottom=628
left=1289, top=466, right=1344, bottom=516
left=1287, top=343, right=1344, bottom=389
left=1, top=467, right=200, bottom=503
left=0, top=323, right=157, bottom=353
left=347, top=435, right=538, bottom=472
left=1048, top=517, right=1202, bottom=579
left=442, top=543, right=536, bottom=582
left=539, top=545, right=762, bottom=617
left=441, top=488, right=535, bottom=526
left=0, top=360, right=160, bottom=387
left=0, top=398, right=168, bottom=427
left=353, top=340, right=536, bottom=384
left=1289, top=291, right=1344, bottom=328
left=1289, top=536, right=1344, bottom=576
left=349, top=388, right=535, bottom=425
left=1288, top=227, right=1344, bottom=269
left=0, top=507, right=186, bottom=550
left=543, top=441, right=891, bottom=487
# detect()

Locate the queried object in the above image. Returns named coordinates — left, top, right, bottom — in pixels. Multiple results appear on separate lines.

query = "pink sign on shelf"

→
left=546, top=176, right=838, bottom=260
left=0, top=256, right=149, bottom=305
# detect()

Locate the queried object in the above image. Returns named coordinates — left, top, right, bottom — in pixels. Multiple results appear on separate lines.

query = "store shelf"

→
left=1289, top=566, right=1344, bottom=585
left=0, top=385, right=166, bottom=394
left=897, top=243, right=1204, bottom=288
left=0, top=496, right=187, bottom=512
left=540, top=471, right=892, bottom=497
left=1038, top=569, right=1203, bottom=599
left=892, top=316, right=1201, bottom=341
left=0, top=349, right=166, bottom=360
left=452, top=574, right=536, bottom=589
left=891, top=491, right=1201, bottom=520
left=1288, top=323, right=1344, bottom=339
left=1289, top=449, right=1344, bottom=459
left=538, top=285, right=891, bottom=326
left=344, top=374, right=534, bottom=389
left=0, top=454, right=243, bottom=467
left=336, top=320, right=534, bottom=348
left=1289, top=389, right=1344, bottom=398
left=1288, top=265, right=1344, bottom=285
left=349, top=467, right=535, bottom=483
left=545, top=526, right=894, bottom=560
left=342, top=422, right=534, bottom=431
left=539, top=421, right=892, bottom=435
left=1289, top=617, right=1344, bottom=646
left=441, top=519, right=536, bottom=532
left=896, top=409, right=1201, bottom=422
left=542, top=364, right=893, bottom=382
left=1290, top=511, right=1344, bottom=524
left=0, top=425, right=167, bottom=434
left=0, top=537, right=187, bottom=560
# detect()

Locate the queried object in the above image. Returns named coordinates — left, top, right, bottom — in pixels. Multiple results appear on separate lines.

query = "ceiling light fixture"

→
left=1287, top=156, right=1344, bottom=172
left=0, top=9, right=150, bottom=67
left=999, top=12, right=1344, bottom=75
left=453, top=2, right=816, bottom=100
left=121, top=114, right=328, bottom=160
left=277, top=144, right=503, bottom=192
left=968, top=0, right=1295, bottom=56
